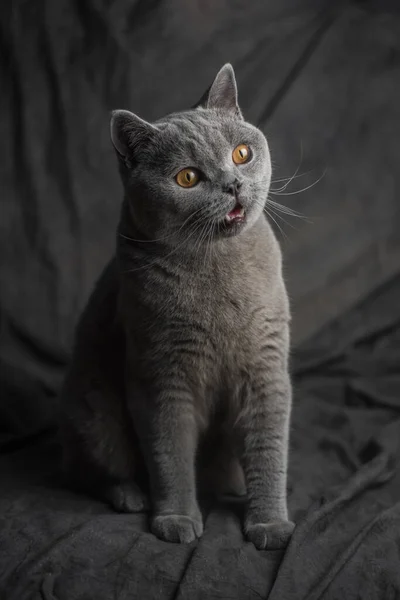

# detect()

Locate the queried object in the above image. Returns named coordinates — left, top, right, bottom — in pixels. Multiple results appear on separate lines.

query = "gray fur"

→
left=60, top=64, right=294, bottom=549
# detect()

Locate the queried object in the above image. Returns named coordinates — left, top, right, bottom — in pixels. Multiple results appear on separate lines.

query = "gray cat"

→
left=60, top=64, right=294, bottom=550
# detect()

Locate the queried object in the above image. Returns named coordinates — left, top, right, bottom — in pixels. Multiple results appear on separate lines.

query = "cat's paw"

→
left=151, top=514, right=203, bottom=544
left=106, top=482, right=149, bottom=513
left=245, top=520, right=295, bottom=550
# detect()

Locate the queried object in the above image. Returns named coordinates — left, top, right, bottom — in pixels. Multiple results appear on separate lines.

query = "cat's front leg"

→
left=241, top=359, right=294, bottom=550
left=127, top=379, right=203, bottom=544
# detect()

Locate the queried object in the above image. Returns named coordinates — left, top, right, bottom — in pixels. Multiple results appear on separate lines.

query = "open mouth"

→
left=225, top=203, right=245, bottom=225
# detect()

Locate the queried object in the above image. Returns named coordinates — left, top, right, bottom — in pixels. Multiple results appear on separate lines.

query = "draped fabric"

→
left=1, top=1, right=400, bottom=597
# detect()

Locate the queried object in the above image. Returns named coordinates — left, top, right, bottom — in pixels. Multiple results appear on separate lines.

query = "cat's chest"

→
left=180, top=267, right=272, bottom=350
left=125, top=227, right=286, bottom=368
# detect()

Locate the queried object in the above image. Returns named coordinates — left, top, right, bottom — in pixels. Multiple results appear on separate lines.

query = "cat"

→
left=60, top=64, right=294, bottom=550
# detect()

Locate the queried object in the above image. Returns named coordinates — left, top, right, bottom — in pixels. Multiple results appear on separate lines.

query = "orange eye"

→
left=176, top=168, right=200, bottom=188
left=232, top=144, right=250, bottom=165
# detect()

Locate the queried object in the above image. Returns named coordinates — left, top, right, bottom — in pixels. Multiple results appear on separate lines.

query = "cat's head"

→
left=111, top=64, right=271, bottom=245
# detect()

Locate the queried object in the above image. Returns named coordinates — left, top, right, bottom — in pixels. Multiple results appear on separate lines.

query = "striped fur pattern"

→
left=60, top=65, right=294, bottom=549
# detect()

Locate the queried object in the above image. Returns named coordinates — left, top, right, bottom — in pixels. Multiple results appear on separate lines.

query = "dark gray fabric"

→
left=1, top=276, right=400, bottom=599
left=1, top=0, right=400, bottom=598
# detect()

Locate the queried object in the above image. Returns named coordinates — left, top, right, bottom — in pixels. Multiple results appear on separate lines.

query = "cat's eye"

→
left=176, top=168, right=200, bottom=188
left=232, top=144, right=250, bottom=165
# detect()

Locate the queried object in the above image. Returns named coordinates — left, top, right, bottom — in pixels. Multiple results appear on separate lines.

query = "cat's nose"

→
left=224, top=178, right=242, bottom=196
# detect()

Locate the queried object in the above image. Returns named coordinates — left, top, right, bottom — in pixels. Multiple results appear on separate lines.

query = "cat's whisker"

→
left=205, top=219, right=216, bottom=270
left=266, top=198, right=310, bottom=221
left=119, top=205, right=206, bottom=245
left=123, top=214, right=206, bottom=274
left=265, top=203, right=299, bottom=232
left=202, top=220, right=211, bottom=270
left=196, top=223, right=207, bottom=265
left=210, top=220, right=216, bottom=265
left=263, top=206, right=289, bottom=242
left=193, top=218, right=211, bottom=266
left=270, top=169, right=326, bottom=197
left=203, top=218, right=215, bottom=265
left=271, top=142, right=304, bottom=193
left=267, top=198, right=303, bottom=215
left=202, top=222, right=210, bottom=270
left=271, top=175, right=301, bottom=194
left=270, top=170, right=313, bottom=187
left=252, top=196, right=291, bottom=240
left=172, top=217, right=209, bottom=263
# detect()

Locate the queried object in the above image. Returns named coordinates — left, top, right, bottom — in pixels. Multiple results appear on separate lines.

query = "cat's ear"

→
left=110, top=109, right=157, bottom=157
left=194, top=64, right=242, bottom=118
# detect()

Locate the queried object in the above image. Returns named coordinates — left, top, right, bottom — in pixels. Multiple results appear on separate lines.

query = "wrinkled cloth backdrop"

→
left=1, top=1, right=400, bottom=599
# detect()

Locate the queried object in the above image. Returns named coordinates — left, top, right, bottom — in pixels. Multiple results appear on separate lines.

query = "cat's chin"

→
left=216, top=217, right=247, bottom=238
